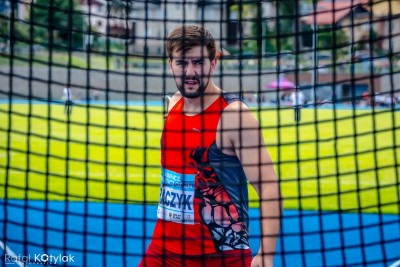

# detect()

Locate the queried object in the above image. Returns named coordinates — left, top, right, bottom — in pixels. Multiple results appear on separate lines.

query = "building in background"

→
left=76, top=0, right=231, bottom=56
left=2, top=0, right=398, bottom=59
left=369, top=0, right=400, bottom=53
left=129, top=0, right=229, bottom=55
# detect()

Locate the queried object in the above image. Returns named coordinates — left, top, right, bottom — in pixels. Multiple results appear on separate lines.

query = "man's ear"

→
left=210, top=57, right=218, bottom=74
left=168, top=58, right=173, bottom=73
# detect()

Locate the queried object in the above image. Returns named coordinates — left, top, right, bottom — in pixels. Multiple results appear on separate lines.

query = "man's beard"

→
left=173, top=71, right=211, bottom=99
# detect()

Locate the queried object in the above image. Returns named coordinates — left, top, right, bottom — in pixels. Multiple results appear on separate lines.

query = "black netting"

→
left=0, top=0, right=399, bottom=266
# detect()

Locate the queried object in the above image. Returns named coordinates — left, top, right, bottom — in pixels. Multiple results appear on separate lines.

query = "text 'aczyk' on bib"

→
left=157, top=168, right=195, bottom=224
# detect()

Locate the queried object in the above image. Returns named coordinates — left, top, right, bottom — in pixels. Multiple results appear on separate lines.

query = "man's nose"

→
left=185, top=62, right=195, bottom=75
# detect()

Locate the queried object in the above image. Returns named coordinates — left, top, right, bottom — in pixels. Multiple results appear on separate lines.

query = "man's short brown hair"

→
left=166, top=24, right=216, bottom=60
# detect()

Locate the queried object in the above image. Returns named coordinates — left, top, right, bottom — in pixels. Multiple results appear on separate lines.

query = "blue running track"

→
left=1, top=200, right=399, bottom=266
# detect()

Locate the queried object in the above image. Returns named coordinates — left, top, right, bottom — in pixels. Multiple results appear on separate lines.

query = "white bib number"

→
left=157, top=168, right=195, bottom=225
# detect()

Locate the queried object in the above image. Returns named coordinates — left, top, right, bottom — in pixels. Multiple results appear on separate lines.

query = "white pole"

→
left=83, top=22, right=86, bottom=51
left=6, top=1, right=11, bottom=54
left=388, top=259, right=400, bottom=267
left=261, top=3, right=265, bottom=56
left=311, top=24, right=318, bottom=104
left=0, top=240, right=25, bottom=267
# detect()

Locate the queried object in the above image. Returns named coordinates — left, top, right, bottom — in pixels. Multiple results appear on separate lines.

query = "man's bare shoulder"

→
left=168, top=92, right=182, bottom=111
left=220, top=100, right=258, bottom=130
left=224, top=99, right=247, bottom=111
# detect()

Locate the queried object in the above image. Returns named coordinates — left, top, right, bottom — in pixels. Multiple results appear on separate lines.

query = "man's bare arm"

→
left=219, top=102, right=282, bottom=267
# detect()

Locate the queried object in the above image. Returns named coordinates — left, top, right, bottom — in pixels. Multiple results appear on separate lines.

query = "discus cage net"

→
left=0, top=0, right=399, bottom=266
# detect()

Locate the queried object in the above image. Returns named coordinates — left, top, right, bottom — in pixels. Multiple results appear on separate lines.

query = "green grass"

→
left=0, top=51, right=113, bottom=69
left=0, top=51, right=165, bottom=70
left=0, top=103, right=399, bottom=214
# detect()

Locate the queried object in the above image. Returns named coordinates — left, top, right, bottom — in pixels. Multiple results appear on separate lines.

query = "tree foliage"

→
left=228, top=0, right=300, bottom=53
left=318, top=28, right=348, bottom=50
left=109, top=0, right=133, bottom=16
left=31, top=0, right=86, bottom=50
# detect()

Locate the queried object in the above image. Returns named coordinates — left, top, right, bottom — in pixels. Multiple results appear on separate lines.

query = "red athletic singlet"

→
left=150, top=93, right=251, bottom=256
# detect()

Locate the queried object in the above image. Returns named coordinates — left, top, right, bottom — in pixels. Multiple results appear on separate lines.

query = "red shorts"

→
left=138, top=242, right=253, bottom=267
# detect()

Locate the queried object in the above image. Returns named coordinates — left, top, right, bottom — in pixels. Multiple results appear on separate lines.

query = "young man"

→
left=290, top=89, right=305, bottom=123
left=140, top=25, right=281, bottom=267
left=63, top=84, right=73, bottom=116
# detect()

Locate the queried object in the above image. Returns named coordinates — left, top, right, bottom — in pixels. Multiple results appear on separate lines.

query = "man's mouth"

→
left=185, top=80, right=198, bottom=86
